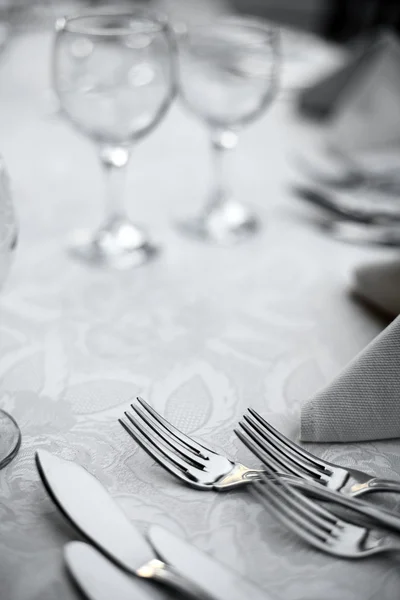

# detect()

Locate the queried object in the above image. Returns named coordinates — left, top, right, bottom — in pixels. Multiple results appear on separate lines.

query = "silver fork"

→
left=119, top=397, right=264, bottom=490
left=235, top=409, right=400, bottom=497
left=250, top=466, right=400, bottom=559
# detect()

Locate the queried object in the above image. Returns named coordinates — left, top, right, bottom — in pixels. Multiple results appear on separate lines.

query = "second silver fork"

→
left=250, top=467, right=400, bottom=559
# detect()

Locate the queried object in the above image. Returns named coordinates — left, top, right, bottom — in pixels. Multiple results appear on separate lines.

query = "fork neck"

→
left=365, top=532, right=400, bottom=555
left=214, top=465, right=303, bottom=490
left=348, top=477, right=400, bottom=497
left=215, top=464, right=264, bottom=490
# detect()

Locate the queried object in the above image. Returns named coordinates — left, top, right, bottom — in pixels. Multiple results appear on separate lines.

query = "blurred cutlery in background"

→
left=292, top=184, right=400, bottom=224
left=291, top=149, right=400, bottom=193
left=322, top=220, right=400, bottom=246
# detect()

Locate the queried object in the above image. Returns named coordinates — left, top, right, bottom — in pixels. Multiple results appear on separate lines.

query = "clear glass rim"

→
left=56, top=8, right=169, bottom=37
left=181, top=14, right=279, bottom=40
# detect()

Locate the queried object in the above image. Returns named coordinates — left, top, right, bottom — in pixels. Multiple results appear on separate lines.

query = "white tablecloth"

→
left=1, top=30, right=400, bottom=600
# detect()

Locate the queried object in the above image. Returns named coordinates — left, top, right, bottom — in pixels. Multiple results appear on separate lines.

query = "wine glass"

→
left=53, top=9, right=176, bottom=268
left=0, top=157, right=21, bottom=469
left=177, top=16, right=280, bottom=243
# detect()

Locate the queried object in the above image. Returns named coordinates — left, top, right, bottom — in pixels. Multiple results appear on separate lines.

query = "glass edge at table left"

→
left=0, top=156, right=21, bottom=469
left=0, top=409, right=21, bottom=469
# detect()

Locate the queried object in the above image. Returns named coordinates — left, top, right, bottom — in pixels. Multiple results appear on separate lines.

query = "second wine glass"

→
left=0, top=157, right=21, bottom=469
left=53, top=9, right=176, bottom=268
left=178, top=16, right=280, bottom=244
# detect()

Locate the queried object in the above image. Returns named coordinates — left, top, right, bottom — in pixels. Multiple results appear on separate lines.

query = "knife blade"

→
left=35, top=450, right=212, bottom=600
left=65, top=541, right=162, bottom=600
left=148, top=525, right=277, bottom=600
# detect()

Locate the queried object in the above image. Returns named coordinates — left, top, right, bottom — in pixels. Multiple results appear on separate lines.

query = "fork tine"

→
left=258, top=472, right=338, bottom=529
left=250, top=483, right=330, bottom=552
left=248, top=408, right=330, bottom=471
left=119, top=417, right=195, bottom=486
left=252, top=476, right=351, bottom=556
left=130, top=403, right=207, bottom=469
left=242, top=414, right=327, bottom=480
left=237, top=422, right=318, bottom=481
left=136, top=397, right=211, bottom=459
left=237, top=424, right=340, bottom=530
left=249, top=438, right=341, bottom=529
left=252, top=480, right=330, bottom=540
left=235, top=427, right=296, bottom=476
left=120, top=412, right=199, bottom=478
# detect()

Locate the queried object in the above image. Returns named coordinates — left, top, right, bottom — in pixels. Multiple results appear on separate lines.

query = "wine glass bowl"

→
left=0, top=157, right=21, bottom=469
left=53, top=10, right=176, bottom=268
left=177, top=17, right=279, bottom=244
left=55, top=13, right=174, bottom=145
left=179, top=19, right=278, bottom=129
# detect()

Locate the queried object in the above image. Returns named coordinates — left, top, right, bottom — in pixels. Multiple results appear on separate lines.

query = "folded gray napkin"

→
left=328, top=31, right=400, bottom=153
left=297, top=34, right=376, bottom=119
left=301, top=315, right=400, bottom=442
left=298, top=31, right=400, bottom=154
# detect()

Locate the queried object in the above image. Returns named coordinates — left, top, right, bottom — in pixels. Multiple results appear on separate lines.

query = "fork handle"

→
left=291, top=479, right=400, bottom=534
left=350, top=477, right=400, bottom=497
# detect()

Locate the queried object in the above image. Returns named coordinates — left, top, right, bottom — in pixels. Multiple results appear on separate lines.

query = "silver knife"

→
left=149, top=525, right=276, bottom=600
left=65, top=541, right=163, bottom=600
left=36, top=450, right=211, bottom=600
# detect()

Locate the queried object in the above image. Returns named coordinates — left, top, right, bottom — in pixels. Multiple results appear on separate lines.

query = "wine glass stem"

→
left=99, top=145, right=130, bottom=223
left=209, top=129, right=238, bottom=212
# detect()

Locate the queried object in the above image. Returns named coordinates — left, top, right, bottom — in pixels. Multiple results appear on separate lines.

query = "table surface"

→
left=1, top=27, right=400, bottom=600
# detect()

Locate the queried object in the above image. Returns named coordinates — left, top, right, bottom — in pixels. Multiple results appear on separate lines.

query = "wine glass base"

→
left=68, top=218, right=159, bottom=269
left=178, top=201, right=260, bottom=245
left=0, top=410, right=21, bottom=470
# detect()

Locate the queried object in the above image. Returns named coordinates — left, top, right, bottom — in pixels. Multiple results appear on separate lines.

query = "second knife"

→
left=65, top=541, right=164, bottom=600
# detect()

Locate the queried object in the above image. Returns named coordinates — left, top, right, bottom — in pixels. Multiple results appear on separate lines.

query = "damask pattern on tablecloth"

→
left=0, top=29, right=399, bottom=600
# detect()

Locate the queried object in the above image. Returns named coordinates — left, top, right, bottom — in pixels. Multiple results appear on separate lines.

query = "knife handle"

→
left=137, top=558, right=215, bottom=600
